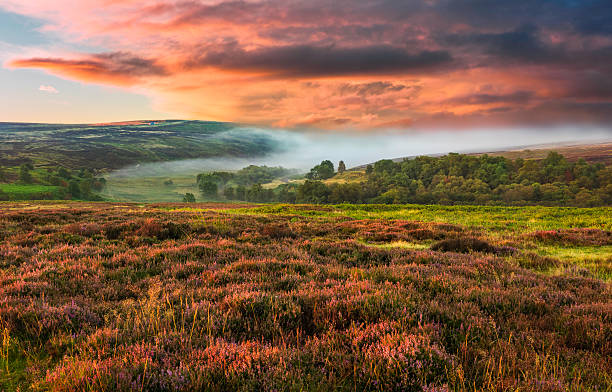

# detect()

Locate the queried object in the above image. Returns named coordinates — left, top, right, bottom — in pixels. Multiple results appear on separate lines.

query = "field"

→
left=100, top=175, right=202, bottom=203
left=0, top=184, right=63, bottom=200
left=0, top=202, right=610, bottom=391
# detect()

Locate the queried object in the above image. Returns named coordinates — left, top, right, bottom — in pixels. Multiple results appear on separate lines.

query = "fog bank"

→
left=109, top=126, right=611, bottom=178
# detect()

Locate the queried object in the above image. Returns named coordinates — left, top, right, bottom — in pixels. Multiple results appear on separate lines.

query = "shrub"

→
left=431, top=237, right=498, bottom=254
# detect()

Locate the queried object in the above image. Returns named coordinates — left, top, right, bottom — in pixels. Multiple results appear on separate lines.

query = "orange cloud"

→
left=2, top=0, right=612, bottom=128
left=9, top=52, right=167, bottom=86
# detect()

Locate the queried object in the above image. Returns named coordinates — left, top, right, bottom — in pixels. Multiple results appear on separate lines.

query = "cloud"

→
left=2, top=0, right=612, bottom=128
left=10, top=52, right=167, bottom=86
left=444, top=91, right=535, bottom=106
left=39, top=84, right=58, bottom=93
left=188, top=44, right=454, bottom=77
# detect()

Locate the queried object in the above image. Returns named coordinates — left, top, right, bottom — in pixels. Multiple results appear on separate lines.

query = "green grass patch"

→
left=537, top=245, right=612, bottom=280
left=0, top=184, right=62, bottom=199
left=100, top=175, right=202, bottom=202
left=222, top=204, right=612, bottom=234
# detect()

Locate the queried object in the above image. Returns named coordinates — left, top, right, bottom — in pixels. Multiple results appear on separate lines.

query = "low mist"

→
left=109, top=125, right=611, bottom=179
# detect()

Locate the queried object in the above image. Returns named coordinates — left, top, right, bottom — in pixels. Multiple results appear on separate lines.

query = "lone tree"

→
left=306, top=160, right=335, bottom=180
left=338, top=160, right=346, bottom=174
left=182, top=193, right=196, bottom=202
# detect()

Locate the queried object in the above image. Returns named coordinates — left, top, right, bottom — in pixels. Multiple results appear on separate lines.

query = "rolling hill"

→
left=0, top=120, right=285, bottom=171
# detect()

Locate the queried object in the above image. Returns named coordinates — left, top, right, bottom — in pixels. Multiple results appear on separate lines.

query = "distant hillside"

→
left=0, top=120, right=284, bottom=171
left=469, top=142, right=612, bottom=164
left=351, top=142, right=612, bottom=170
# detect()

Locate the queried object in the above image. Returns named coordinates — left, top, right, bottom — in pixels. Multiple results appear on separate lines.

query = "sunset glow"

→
left=2, top=0, right=612, bottom=128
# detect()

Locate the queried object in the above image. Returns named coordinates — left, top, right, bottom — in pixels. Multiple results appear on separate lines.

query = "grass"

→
left=0, top=201, right=610, bottom=391
left=536, top=245, right=612, bottom=280
left=222, top=204, right=612, bottom=233
left=323, top=170, right=367, bottom=184
left=100, top=175, right=202, bottom=202
left=0, top=184, right=62, bottom=199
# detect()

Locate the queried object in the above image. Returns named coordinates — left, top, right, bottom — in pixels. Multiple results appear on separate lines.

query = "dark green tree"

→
left=68, top=180, right=81, bottom=198
left=306, top=160, right=335, bottom=180
left=223, top=187, right=235, bottom=200
left=19, top=164, right=33, bottom=183
left=297, top=180, right=331, bottom=203
left=57, top=167, right=71, bottom=179
left=199, top=179, right=218, bottom=198
left=236, top=185, right=246, bottom=200
left=338, top=160, right=346, bottom=174
left=182, top=193, right=196, bottom=202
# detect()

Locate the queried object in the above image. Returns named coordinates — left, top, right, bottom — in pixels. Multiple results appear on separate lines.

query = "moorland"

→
left=0, top=121, right=610, bottom=391
left=0, top=202, right=610, bottom=391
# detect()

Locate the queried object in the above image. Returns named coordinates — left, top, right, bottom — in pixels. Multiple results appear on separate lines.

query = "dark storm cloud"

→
left=440, top=26, right=566, bottom=65
left=444, top=91, right=535, bottom=106
left=567, top=71, right=612, bottom=100
left=189, top=44, right=454, bottom=77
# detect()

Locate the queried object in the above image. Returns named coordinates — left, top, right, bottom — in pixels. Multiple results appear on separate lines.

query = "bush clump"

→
left=431, top=236, right=498, bottom=254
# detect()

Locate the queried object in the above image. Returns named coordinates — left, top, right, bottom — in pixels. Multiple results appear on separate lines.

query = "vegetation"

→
left=197, top=165, right=295, bottom=200
left=221, top=153, right=612, bottom=207
left=0, top=121, right=282, bottom=171
left=0, top=202, right=610, bottom=390
left=0, top=166, right=105, bottom=201
left=182, top=193, right=196, bottom=202
left=305, top=160, right=335, bottom=180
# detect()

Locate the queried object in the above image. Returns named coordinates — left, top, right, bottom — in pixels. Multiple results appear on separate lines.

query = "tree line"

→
left=0, top=163, right=106, bottom=201
left=194, top=153, right=611, bottom=207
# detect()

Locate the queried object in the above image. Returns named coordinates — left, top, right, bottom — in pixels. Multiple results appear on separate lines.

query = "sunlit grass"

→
left=361, top=240, right=430, bottom=250
left=537, top=245, right=612, bottom=280
left=223, top=204, right=612, bottom=233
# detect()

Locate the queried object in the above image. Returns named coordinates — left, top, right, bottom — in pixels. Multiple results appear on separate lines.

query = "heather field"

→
left=0, top=202, right=610, bottom=391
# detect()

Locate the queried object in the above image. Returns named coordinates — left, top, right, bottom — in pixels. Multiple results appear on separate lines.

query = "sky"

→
left=1, top=0, right=612, bottom=130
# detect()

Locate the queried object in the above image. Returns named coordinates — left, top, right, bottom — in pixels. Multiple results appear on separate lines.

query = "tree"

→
left=92, top=178, right=107, bottom=191
left=79, top=181, right=91, bottom=198
left=19, top=164, right=32, bottom=183
left=277, top=184, right=297, bottom=203
left=0, top=166, right=6, bottom=182
left=57, top=167, right=71, bottom=179
left=246, top=184, right=264, bottom=202
left=306, top=160, right=335, bottom=180
left=182, top=193, right=196, bottom=202
left=297, top=180, right=330, bottom=203
left=223, top=187, right=235, bottom=200
left=199, top=179, right=218, bottom=198
left=68, top=180, right=81, bottom=198
left=338, top=160, right=346, bottom=174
